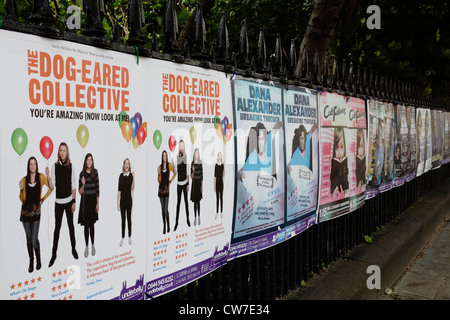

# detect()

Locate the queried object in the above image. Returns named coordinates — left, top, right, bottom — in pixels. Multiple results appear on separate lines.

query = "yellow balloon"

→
left=190, top=126, right=197, bottom=144
left=77, top=125, right=89, bottom=149
left=132, top=136, right=139, bottom=150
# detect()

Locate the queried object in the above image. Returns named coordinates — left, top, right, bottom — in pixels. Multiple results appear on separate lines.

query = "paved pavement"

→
left=383, top=219, right=450, bottom=300
left=283, top=181, right=450, bottom=300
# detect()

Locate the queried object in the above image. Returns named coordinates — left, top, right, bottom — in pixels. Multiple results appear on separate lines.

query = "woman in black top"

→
left=214, top=152, right=225, bottom=219
left=158, top=150, right=176, bottom=234
left=190, top=148, right=203, bottom=226
left=19, top=157, right=54, bottom=272
left=174, top=140, right=190, bottom=231
left=117, top=158, right=134, bottom=246
left=78, top=153, right=99, bottom=257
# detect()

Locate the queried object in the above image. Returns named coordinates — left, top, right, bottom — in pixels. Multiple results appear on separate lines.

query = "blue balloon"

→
left=221, top=120, right=226, bottom=136
left=130, top=117, right=138, bottom=138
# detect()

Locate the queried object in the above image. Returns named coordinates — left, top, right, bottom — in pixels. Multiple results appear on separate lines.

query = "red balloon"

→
left=136, top=126, right=146, bottom=145
left=40, top=136, right=53, bottom=160
left=168, top=135, right=176, bottom=152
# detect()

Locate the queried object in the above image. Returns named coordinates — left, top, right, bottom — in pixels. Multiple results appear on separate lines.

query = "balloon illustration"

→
left=225, top=128, right=232, bottom=142
left=136, top=126, right=146, bottom=145
left=213, top=115, right=220, bottom=128
left=11, top=128, right=28, bottom=156
left=223, top=116, right=229, bottom=129
left=118, top=110, right=128, bottom=129
left=122, top=120, right=132, bottom=142
left=168, top=135, right=176, bottom=152
left=153, top=130, right=162, bottom=150
left=216, top=121, right=223, bottom=139
left=130, top=116, right=138, bottom=138
left=76, top=125, right=89, bottom=149
left=141, top=122, right=148, bottom=136
left=189, top=126, right=197, bottom=144
left=40, top=136, right=53, bottom=160
left=221, top=119, right=227, bottom=136
left=132, top=136, right=139, bottom=150
left=134, top=112, right=142, bottom=129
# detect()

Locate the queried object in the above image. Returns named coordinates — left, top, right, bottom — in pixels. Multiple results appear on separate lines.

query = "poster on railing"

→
left=284, top=86, right=318, bottom=239
left=0, top=30, right=149, bottom=300
left=317, top=91, right=350, bottom=222
left=416, top=107, right=432, bottom=176
left=365, top=99, right=384, bottom=198
left=143, top=59, right=234, bottom=297
left=229, top=77, right=285, bottom=259
left=347, top=96, right=367, bottom=212
left=405, top=106, right=417, bottom=182
left=431, top=109, right=443, bottom=169
left=443, top=112, right=450, bottom=165
left=393, top=104, right=408, bottom=186
left=379, top=102, right=395, bottom=192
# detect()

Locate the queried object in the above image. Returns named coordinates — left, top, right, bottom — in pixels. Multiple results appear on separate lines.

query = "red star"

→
left=37, top=277, right=42, bottom=282
left=10, top=284, right=15, bottom=290
left=17, top=282, right=22, bottom=288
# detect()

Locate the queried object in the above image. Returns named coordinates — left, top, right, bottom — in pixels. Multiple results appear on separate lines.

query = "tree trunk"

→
left=296, top=0, right=348, bottom=78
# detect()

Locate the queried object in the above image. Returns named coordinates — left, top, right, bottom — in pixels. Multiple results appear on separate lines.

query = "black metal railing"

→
left=1, top=0, right=448, bottom=300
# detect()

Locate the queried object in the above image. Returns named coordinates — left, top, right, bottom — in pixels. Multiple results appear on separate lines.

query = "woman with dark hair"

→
left=19, top=157, right=54, bottom=272
left=78, top=153, right=99, bottom=257
left=214, top=152, right=225, bottom=219
left=117, top=158, right=134, bottom=246
left=158, top=150, right=176, bottom=234
left=190, top=148, right=203, bottom=226
left=330, top=127, right=349, bottom=194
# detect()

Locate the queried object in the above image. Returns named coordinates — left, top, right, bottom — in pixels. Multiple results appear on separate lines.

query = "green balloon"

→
left=153, top=130, right=162, bottom=150
left=11, top=128, right=28, bottom=156
left=213, top=115, right=220, bottom=128
left=119, top=111, right=128, bottom=129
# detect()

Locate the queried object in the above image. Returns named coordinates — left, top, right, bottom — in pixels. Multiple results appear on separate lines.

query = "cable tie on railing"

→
left=0, top=16, right=3, bottom=29
left=133, top=46, right=139, bottom=65
left=230, top=71, right=237, bottom=80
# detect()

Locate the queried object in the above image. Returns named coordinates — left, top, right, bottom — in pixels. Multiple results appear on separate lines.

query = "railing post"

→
left=83, top=0, right=106, bottom=37
left=216, top=12, right=230, bottom=65
left=163, top=0, right=180, bottom=54
left=256, top=28, right=267, bottom=74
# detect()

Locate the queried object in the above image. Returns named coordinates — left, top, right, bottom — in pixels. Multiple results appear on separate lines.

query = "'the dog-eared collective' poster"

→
left=144, top=59, right=234, bottom=298
left=284, top=86, right=318, bottom=238
left=229, top=77, right=285, bottom=258
left=0, top=30, right=149, bottom=300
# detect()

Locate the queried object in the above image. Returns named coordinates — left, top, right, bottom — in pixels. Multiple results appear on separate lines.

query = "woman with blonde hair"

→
left=117, top=158, right=134, bottom=246
left=49, top=142, right=78, bottom=267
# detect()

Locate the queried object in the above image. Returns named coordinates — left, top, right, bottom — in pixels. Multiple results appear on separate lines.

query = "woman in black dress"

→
left=117, top=158, right=134, bottom=246
left=78, top=153, right=99, bottom=257
left=190, top=148, right=203, bottom=226
left=158, top=150, right=176, bottom=234
left=214, top=152, right=225, bottom=219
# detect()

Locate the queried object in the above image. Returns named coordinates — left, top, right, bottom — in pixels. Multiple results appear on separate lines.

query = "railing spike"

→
left=83, top=0, right=106, bottom=37
left=127, top=0, right=146, bottom=46
left=238, top=19, right=250, bottom=69
left=217, top=11, right=230, bottom=64
left=192, top=2, right=208, bottom=60
left=256, top=28, right=267, bottom=73
left=163, top=0, right=180, bottom=54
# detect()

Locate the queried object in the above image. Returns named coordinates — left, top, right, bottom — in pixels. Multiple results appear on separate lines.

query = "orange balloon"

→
left=122, top=121, right=132, bottom=142
left=216, top=122, right=223, bottom=138
left=142, top=122, right=147, bottom=136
